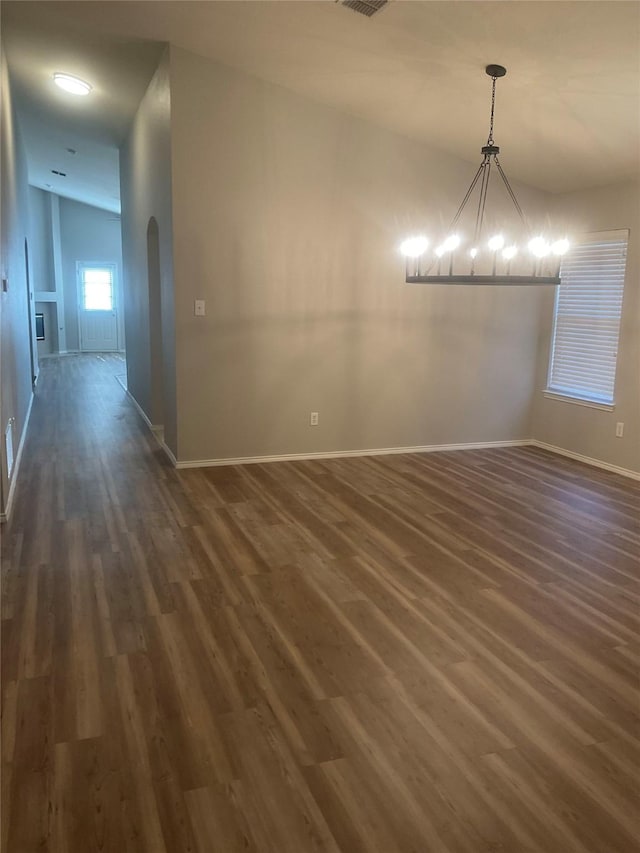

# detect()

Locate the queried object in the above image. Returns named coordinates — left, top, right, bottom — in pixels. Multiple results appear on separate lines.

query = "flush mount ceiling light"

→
left=400, top=65, right=569, bottom=286
left=53, top=72, right=92, bottom=96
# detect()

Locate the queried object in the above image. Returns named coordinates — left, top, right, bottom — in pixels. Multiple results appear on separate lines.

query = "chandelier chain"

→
left=487, top=75, right=497, bottom=145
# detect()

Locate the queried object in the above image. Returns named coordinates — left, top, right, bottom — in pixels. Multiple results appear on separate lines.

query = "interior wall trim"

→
left=529, top=439, right=640, bottom=481
left=160, top=436, right=178, bottom=467
left=126, top=387, right=155, bottom=430
left=125, top=388, right=176, bottom=467
left=0, top=391, right=34, bottom=523
left=172, top=439, right=639, bottom=480
left=172, top=439, right=532, bottom=470
left=125, top=395, right=639, bottom=481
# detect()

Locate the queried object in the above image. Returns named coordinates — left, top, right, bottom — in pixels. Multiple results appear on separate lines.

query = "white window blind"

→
left=547, top=230, right=628, bottom=406
left=81, top=266, right=114, bottom=311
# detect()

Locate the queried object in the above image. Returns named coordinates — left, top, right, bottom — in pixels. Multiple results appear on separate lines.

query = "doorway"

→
left=24, top=239, right=38, bottom=384
left=77, top=262, right=119, bottom=351
left=147, top=218, right=164, bottom=428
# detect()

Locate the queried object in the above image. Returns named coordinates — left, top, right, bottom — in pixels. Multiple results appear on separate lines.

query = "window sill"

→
left=543, top=391, right=614, bottom=412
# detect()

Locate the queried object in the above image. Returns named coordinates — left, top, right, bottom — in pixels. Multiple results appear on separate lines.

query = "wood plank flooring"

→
left=2, top=352, right=639, bottom=852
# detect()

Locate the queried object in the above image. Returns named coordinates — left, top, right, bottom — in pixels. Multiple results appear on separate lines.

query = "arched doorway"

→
left=24, top=239, right=37, bottom=385
left=147, top=217, right=164, bottom=429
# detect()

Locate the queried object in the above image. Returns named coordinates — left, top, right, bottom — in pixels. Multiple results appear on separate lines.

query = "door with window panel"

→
left=78, top=264, right=118, bottom=352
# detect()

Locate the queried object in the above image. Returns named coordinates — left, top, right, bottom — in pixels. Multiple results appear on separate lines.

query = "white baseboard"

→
left=173, top=439, right=532, bottom=470
left=161, top=440, right=178, bottom=467
left=172, top=439, right=640, bottom=481
left=529, top=440, right=640, bottom=481
left=120, top=397, right=640, bottom=483
left=1, top=392, right=34, bottom=523
left=125, top=389, right=176, bottom=467
left=39, top=350, right=80, bottom=359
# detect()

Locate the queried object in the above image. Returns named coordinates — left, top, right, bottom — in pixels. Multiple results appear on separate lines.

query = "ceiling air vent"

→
left=338, top=0, right=388, bottom=18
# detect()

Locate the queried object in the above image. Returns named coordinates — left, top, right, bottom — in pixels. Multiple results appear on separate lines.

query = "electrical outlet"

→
left=615, top=422, right=624, bottom=438
left=310, top=412, right=319, bottom=426
left=194, top=299, right=205, bottom=316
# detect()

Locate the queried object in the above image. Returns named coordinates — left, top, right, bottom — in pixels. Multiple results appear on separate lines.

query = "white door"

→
left=78, top=264, right=118, bottom=352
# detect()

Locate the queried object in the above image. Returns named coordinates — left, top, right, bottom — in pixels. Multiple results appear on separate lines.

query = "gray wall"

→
left=531, top=181, right=640, bottom=473
left=1, top=54, right=33, bottom=515
left=59, top=197, right=124, bottom=352
left=27, top=186, right=54, bottom=292
left=120, top=46, right=177, bottom=455
left=169, top=46, right=551, bottom=463
left=29, top=187, right=58, bottom=357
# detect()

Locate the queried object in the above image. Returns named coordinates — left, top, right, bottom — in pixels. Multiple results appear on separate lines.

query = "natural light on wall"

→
left=546, top=230, right=628, bottom=408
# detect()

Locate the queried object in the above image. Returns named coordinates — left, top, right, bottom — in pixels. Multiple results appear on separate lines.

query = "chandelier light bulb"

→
left=487, top=234, right=505, bottom=251
left=435, top=245, right=445, bottom=258
left=528, top=236, right=550, bottom=258
left=551, top=238, right=570, bottom=256
left=469, top=247, right=478, bottom=259
left=53, top=72, right=92, bottom=96
left=399, top=236, right=429, bottom=258
left=442, top=234, right=461, bottom=252
left=502, top=245, right=518, bottom=260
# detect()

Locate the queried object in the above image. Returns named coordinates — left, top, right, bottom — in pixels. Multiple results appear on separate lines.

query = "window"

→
left=546, top=230, right=628, bottom=408
left=80, top=266, right=114, bottom=311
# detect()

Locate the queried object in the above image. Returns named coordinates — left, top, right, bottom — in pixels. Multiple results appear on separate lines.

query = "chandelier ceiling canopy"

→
left=400, top=65, right=569, bottom=286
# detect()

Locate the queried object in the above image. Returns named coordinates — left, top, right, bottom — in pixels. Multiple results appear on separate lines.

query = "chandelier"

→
left=400, top=65, right=569, bottom=286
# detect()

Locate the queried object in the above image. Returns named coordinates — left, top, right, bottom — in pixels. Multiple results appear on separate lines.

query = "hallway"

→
left=2, top=354, right=639, bottom=852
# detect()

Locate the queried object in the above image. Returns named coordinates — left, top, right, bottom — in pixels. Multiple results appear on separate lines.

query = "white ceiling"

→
left=3, top=1, right=639, bottom=213
left=2, top=4, right=163, bottom=212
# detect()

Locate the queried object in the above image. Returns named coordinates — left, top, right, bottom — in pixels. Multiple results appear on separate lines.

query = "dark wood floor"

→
left=2, top=353, right=639, bottom=853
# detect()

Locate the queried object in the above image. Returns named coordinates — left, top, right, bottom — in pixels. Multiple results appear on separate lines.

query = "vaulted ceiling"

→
left=3, top=1, right=639, bottom=212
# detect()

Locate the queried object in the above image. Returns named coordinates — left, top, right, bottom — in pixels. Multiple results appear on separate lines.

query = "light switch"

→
left=194, top=299, right=205, bottom=316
